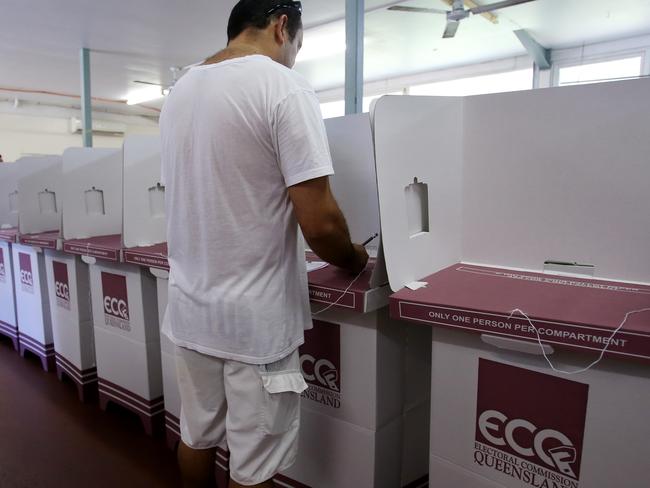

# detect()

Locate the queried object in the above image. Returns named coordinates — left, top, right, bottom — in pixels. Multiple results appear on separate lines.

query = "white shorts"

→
left=175, top=345, right=308, bottom=486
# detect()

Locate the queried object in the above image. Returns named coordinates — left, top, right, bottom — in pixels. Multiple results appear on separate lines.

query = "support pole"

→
left=345, top=0, right=364, bottom=114
left=532, top=63, right=541, bottom=89
left=514, top=29, right=551, bottom=70
left=80, top=48, right=93, bottom=147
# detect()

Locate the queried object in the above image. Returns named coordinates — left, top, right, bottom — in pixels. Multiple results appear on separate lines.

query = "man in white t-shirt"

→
left=160, top=1, right=368, bottom=487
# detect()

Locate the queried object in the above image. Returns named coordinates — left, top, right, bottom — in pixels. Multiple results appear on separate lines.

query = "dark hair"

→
left=227, top=0, right=302, bottom=42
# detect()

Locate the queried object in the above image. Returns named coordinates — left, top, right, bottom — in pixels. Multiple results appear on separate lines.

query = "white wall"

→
left=0, top=103, right=159, bottom=161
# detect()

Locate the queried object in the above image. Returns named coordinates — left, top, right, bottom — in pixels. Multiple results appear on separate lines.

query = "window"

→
left=320, top=100, right=345, bottom=119
left=321, top=91, right=404, bottom=119
left=362, top=92, right=404, bottom=113
left=409, top=69, right=533, bottom=97
left=318, top=68, right=535, bottom=118
left=557, top=56, right=643, bottom=86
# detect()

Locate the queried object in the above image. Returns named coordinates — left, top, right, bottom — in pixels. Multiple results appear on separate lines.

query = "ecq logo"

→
left=100, top=272, right=130, bottom=321
left=300, top=355, right=339, bottom=392
left=104, top=296, right=129, bottom=320
left=478, top=410, right=578, bottom=478
left=475, top=359, right=589, bottom=481
left=52, top=261, right=70, bottom=303
left=18, top=253, right=33, bottom=289
left=299, top=321, right=341, bottom=394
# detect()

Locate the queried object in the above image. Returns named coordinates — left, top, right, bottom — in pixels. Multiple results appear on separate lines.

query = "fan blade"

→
left=388, top=6, right=449, bottom=14
left=470, top=0, right=535, bottom=15
left=134, top=80, right=165, bottom=87
left=442, top=20, right=460, bottom=38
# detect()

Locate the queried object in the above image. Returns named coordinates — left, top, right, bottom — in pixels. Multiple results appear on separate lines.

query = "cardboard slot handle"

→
left=405, top=177, right=429, bottom=238
left=148, top=183, right=166, bottom=218
left=38, top=189, right=57, bottom=215
left=481, top=334, right=554, bottom=356
left=84, top=187, right=105, bottom=216
left=150, top=268, right=169, bottom=280
left=544, top=260, right=595, bottom=277
left=9, top=191, right=18, bottom=213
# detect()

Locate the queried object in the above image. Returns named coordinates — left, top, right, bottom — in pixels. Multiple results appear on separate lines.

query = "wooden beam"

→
left=441, top=0, right=499, bottom=24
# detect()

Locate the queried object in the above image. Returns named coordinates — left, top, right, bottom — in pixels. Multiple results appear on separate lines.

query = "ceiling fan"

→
left=133, top=66, right=186, bottom=95
left=388, top=0, right=536, bottom=38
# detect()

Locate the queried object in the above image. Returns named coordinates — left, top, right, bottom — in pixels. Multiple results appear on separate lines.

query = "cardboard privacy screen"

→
left=62, top=148, right=123, bottom=240
left=324, top=113, right=387, bottom=288
left=461, top=78, right=650, bottom=285
left=0, top=164, right=21, bottom=230
left=18, top=157, right=63, bottom=235
left=373, top=95, right=464, bottom=292
left=123, top=135, right=166, bottom=249
left=374, top=78, right=650, bottom=291
left=0, top=157, right=59, bottom=230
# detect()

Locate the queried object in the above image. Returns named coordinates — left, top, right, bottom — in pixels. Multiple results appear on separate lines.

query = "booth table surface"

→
left=19, top=231, right=60, bottom=249
left=63, top=234, right=122, bottom=262
left=124, top=243, right=169, bottom=271
left=306, top=253, right=379, bottom=313
left=0, top=228, right=18, bottom=243
left=122, top=246, right=384, bottom=313
left=391, top=263, right=650, bottom=361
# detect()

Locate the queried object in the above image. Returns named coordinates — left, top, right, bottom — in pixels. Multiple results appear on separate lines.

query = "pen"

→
left=362, top=233, right=379, bottom=247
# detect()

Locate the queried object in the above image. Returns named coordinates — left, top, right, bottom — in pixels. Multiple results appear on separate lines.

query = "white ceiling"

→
left=1, top=0, right=649, bottom=115
left=299, top=0, right=650, bottom=91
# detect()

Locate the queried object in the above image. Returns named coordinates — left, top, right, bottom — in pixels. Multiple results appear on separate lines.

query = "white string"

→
left=508, top=307, right=650, bottom=375
left=311, top=269, right=365, bottom=317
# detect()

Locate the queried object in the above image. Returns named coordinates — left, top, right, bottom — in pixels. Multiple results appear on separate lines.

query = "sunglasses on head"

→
left=265, top=1, right=302, bottom=16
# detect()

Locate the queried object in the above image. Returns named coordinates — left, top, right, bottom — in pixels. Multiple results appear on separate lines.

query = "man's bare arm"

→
left=288, top=176, right=368, bottom=274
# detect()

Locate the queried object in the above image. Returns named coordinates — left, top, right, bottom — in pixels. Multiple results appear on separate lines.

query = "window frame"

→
left=407, top=67, right=535, bottom=97
left=551, top=50, right=646, bottom=87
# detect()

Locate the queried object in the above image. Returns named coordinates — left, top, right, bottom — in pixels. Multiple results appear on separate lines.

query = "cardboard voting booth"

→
left=0, top=160, right=37, bottom=232
left=119, top=119, right=430, bottom=487
left=275, top=114, right=430, bottom=488
left=0, top=159, right=55, bottom=351
left=10, top=157, right=62, bottom=370
left=61, top=147, right=163, bottom=434
left=0, top=163, right=21, bottom=350
left=45, top=250, right=95, bottom=401
left=120, top=135, right=175, bottom=442
left=17, top=156, right=97, bottom=399
left=153, top=261, right=177, bottom=446
left=0, top=237, right=17, bottom=350
left=375, top=79, right=650, bottom=488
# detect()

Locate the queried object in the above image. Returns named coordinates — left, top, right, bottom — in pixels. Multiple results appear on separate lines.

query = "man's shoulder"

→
left=252, top=57, right=314, bottom=94
left=285, top=69, right=314, bottom=94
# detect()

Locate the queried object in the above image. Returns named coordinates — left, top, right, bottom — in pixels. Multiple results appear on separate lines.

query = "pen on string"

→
left=362, top=233, right=379, bottom=247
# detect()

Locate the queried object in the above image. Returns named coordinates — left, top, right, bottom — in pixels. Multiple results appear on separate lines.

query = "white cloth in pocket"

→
left=259, top=350, right=308, bottom=435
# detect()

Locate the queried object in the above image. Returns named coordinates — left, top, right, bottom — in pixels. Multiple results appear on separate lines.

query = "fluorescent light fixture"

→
left=126, top=86, right=164, bottom=105
left=297, top=25, right=347, bottom=62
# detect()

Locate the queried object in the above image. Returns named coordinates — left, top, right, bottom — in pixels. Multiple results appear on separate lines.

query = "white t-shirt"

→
left=160, top=55, right=334, bottom=364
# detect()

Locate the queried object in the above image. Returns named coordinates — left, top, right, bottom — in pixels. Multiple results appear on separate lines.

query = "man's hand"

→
left=288, top=176, right=366, bottom=274
left=348, top=244, right=369, bottom=275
